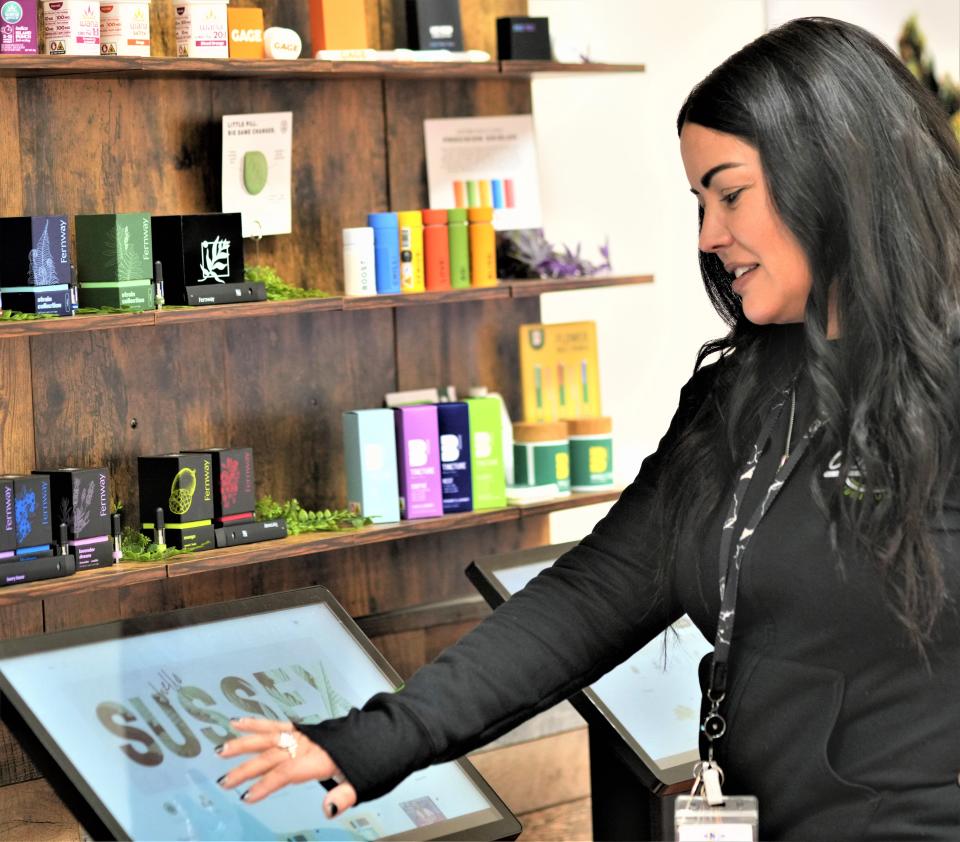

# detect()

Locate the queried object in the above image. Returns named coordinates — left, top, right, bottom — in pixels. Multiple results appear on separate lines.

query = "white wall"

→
left=528, top=0, right=959, bottom=541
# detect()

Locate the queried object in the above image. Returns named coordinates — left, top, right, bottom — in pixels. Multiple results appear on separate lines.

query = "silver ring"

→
left=277, top=731, right=297, bottom=760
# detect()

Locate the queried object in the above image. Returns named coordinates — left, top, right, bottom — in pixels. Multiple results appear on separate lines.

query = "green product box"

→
left=78, top=279, right=155, bottom=311
left=75, top=213, right=153, bottom=283
left=464, top=397, right=507, bottom=510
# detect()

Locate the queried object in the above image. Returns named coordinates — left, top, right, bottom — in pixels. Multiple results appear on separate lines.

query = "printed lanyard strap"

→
left=701, top=387, right=824, bottom=757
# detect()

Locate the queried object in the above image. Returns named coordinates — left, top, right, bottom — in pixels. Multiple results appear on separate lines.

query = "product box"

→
left=1, top=0, right=39, bottom=54
left=1, top=474, right=52, bottom=553
left=78, top=278, right=155, bottom=310
left=0, top=285, right=71, bottom=315
left=519, top=321, right=602, bottom=423
left=39, top=467, right=110, bottom=540
left=138, top=453, right=215, bottom=551
left=0, top=215, right=70, bottom=286
left=227, top=5, right=262, bottom=58
left=174, top=0, right=228, bottom=58
left=394, top=405, right=443, bottom=520
left=151, top=213, right=263, bottom=306
left=436, top=402, right=472, bottom=513
left=69, top=535, right=113, bottom=570
left=464, top=397, right=507, bottom=510
left=183, top=447, right=255, bottom=521
left=75, top=212, right=153, bottom=283
left=342, top=409, right=401, bottom=524
left=43, top=0, right=99, bottom=55
left=0, top=477, right=15, bottom=557
left=309, top=0, right=366, bottom=51
left=496, top=16, right=550, bottom=61
left=100, top=1, right=152, bottom=57
left=405, top=0, right=463, bottom=50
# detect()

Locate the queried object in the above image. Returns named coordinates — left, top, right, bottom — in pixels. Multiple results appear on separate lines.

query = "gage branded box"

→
left=227, top=6, right=262, bottom=58
left=436, top=401, right=472, bottom=513
left=0, top=478, right=15, bottom=558
left=152, top=213, right=264, bottom=306
left=343, top=409, right=401, bottom=524
left=183, top=447, right=255, bottom=522
left=464, top=397, right=507, bottom=510
left=76, top=212, right=155, bottom=310
left=394, top=405, right=443, bottom=520
left=1, top=0, right=39, bottom=54
left=138, top=453, right=215, bottom=551
left=0, top=216, right=70, bottom=286
left=0, top=474, right=52, bottom=554
left=37, top=467, right=112, bottom=570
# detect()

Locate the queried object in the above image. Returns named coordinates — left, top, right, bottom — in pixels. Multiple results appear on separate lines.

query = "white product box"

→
left=100, top=0, right=150, bottom=56
left=43, top=0, right=100, bottom=55
left=174, top=0, right=229, bottom=58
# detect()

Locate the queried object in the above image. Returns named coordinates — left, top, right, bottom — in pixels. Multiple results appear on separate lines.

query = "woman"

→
left=218, top=18, right=960, bottom=839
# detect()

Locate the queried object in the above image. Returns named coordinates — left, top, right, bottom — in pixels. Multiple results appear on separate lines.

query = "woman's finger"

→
left=236, top=739, right=333, bottom=803
left=230, top=717, right=294, bottom=734
left=322, top=782, right=358, bottom=819
left=217, top=747, right=290, bottom=791
left=217, top=731, right=284, bottom=759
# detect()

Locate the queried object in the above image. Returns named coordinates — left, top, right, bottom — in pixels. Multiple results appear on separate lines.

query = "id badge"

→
left=674, top=794, right=759, bottom=841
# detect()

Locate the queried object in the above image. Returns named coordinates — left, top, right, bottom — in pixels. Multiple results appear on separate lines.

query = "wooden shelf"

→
left=0, top=55, right=645, bottom=81
left=0, top=489, right=620, bottom=606
left=0, top=275, right=652, bottom=338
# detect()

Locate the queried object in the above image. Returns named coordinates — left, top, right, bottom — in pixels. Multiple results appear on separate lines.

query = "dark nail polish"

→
left=217, top=775, right=228, bottom=786
left=240, top=790, right=250, bottom=802
left=329, top=803, right=339, bottom=817
left=214, top=744, right=225, bottom=755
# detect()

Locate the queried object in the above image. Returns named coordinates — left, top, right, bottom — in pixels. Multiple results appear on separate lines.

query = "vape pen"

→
left=69, top=264, right=78, bottom=316
left=154, top=260, right=165, bottom=310
left=59, top=522, right=69, bottom=556
left=112, top=512, right=122, bottom=563
left=154, top=507, right=166, bottom=552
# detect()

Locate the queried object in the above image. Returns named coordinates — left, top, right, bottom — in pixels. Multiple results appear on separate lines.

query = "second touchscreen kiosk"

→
left=467, top=542, right=712, bottom=791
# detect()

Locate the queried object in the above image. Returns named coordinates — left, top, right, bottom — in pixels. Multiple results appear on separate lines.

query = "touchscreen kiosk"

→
left=0, top=587, right=521, bottom=842
left=467, top=543, right=712, bottom=791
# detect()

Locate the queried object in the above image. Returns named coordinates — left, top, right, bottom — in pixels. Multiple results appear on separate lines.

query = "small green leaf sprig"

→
left=255, top=496, right=372, bottom=535
left=119, top=526, right=199, bottom=562
left=244, top=265, right=332, bottom=301
left=0, top=310, right=58, bottom=321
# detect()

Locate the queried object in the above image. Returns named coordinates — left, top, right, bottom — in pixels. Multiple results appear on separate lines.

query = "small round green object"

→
left=243, top=151, right=269, bottom=196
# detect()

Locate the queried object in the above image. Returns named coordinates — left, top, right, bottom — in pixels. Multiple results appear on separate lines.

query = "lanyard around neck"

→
left=701, top=386, right=824, bottom=757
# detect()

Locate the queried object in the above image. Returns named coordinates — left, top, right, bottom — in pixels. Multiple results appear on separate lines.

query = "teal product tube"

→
left=368, top=212, right=401, bottom=294
left=447, top=208, right=471, bottom=289
left=342, top=409, right=401, bottom=523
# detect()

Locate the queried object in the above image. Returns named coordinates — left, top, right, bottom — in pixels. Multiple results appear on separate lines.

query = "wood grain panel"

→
left=0, top=602, right=43, bottom=787
left=42, top=590, right=123, bottom=633
left=223, top=308, right=395, bottom=508
left=0, top=777, right=84, bottom=841
left=0, top=78, right=22, bottom=215
left=17, top=77, right=214, bottom=220
left=394, top=296, right=541, bottom=419
left=30, top=323, right=228, bottom=526
left=210, top=77, right=387, bottom=294
left=383, top=77, right=531, bottom=210
left=0, top=337, right=35, bottom=476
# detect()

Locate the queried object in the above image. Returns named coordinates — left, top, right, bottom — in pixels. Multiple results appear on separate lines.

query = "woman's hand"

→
left=216, top=717, right=358, bottom=818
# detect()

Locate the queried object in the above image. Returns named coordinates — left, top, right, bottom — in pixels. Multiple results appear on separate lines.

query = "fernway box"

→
left=0, top=285, right=71, bottom=315
left=152, top=213, right=264, bottom=306
left=138, top=453, right=215, bottom=551
left=76, top=212, right=155, bottom=310
left=0, top=215, right=70, bottom=286
left=39, top=468, right=109, bottom=540
left=183, top=447, right=255, bottom=521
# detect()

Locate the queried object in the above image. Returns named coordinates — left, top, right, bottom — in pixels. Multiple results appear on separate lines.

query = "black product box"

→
left=185, top=282, right=266, bottom=306
left=405, top=0, right=463, bottom=50
left=151, top=213, right=263, bottom=306
left=183, top=447, right=255, bottom=520
left=0, top=285, right=72, bottom=316
left=1, top=474, right=52, bottom=552
left=215, top=518, right=287, bottom=548
left=0, top=215, right=71, bottom=286
left=38, top=467, right=110, bottom=541
left=496, top=17, right=551, bottom=61
left=0, top=477, right=15, bottom=556
left=138, top=453, right=214, bottom=527
left=69, top=536, right=114, bottom=571
left=0, top=553, right=76, bottom=588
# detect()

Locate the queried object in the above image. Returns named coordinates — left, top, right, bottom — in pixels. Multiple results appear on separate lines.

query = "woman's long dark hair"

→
left=662, top=17, right=960, bottom=650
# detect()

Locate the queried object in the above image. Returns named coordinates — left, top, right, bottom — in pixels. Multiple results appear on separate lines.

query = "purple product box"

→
left=394, top=405, right=443, bottom=520
left=0, top=1, right=38, bottom=55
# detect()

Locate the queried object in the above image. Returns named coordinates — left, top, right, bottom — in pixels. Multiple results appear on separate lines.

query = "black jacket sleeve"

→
left=299, top=362, right=719, bottom=802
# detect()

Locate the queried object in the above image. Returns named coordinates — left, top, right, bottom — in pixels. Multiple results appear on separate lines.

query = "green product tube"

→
left=448, top=208, right=471, bottom=289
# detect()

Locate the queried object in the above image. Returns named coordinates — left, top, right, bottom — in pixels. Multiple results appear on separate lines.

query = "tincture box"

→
left=75, top=212, right=156, bottom=310
left=0, top=478, right=15, bottom=559
left=1, top=0, right=39, bottom=53
left=42, top=0, right=99, bottom=55
left=465, top=397, right=507, bottom=509
left=0, top=215, right=72, bottom=316
left=436, top=402, right=472, bottom=513
left=394, top=405, right=443, bottom=520
left=39, top=467, right=113, bottom=569
left=174, top=0, right=229, bottom=58
left=1, top=474, right=52, bottom=556
left=342, top=409, right=400, bottom=524
left=183, top=447, right=255, bottom=524
left=138, top=453, right=215, bottom=551
left=99, top=0, right=152, bottom=57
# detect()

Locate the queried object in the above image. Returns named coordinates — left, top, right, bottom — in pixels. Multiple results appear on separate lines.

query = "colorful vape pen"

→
left=112, top=512, right=122, bottom=563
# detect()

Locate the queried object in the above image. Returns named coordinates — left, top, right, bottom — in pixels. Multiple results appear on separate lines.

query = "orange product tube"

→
left=422, top=209, right=451, bottom=291
left=468, top=207, right=497, bottom=287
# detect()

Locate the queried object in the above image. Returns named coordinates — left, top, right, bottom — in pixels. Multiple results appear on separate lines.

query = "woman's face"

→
left=680, top=122, right=813, bottom=326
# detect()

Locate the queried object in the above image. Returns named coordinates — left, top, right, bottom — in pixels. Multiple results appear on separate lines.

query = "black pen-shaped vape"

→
left=154, top=507, right=166, bottom=552
left=70, top=263, right=79, bottom=316
left=112, top=512, right=122, bottom=564
left=59, top=522, right=69, bottom=556
left=154, top=260, right=165, bottom=311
